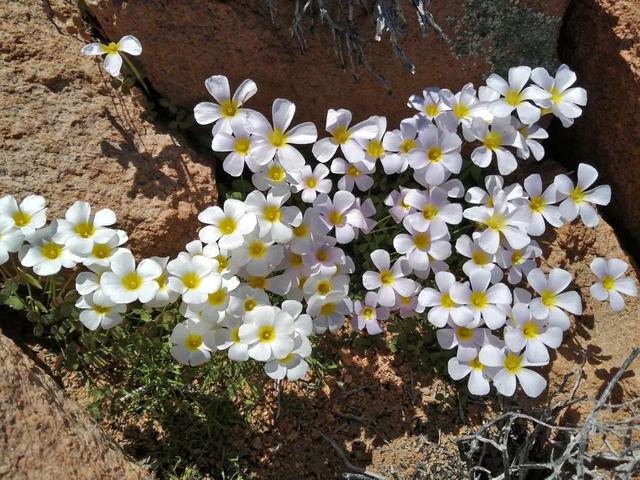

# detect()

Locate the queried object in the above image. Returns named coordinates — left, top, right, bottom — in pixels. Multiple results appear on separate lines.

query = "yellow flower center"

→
left=504, top=352, right=523, bottom=373
left=290, top=253, right=303, bottom=267
left=320, top=302, right=336, bottom=316
left=486, top=213, right=507, bottom=231
left=101, top=42, right=120, bottom=55
left=248, top=241, right=267, bottom=259
left=422, top=203, right=438, bottom=220
left=293, top=224, right=309, bottom=238
left=305, top=177, right=317, bottom=188
left=258, top=325, right=275, bottom=343
left=244, top=298, right=257, bottom=312
left=267, top=165, right=286, bottom=182
left=155, top=273, right=167, bottom=289
left=92, top=304, right=112, bottom=315
left=40, top=242, right=63, bottom=260
left=529, top=196, right=546, bottom=213
left=346, top=164, right=360, bottom=177
left=268, top=128, right=288, bottom=148
left=400, top=138, right=417, bottom=154
left=425, top=104, right=439, bottom=117
left=569, top=187, right=585, bottom=205
left=316, top=249, right=329, bottom=262
left=602, top=276, right=616, bottom=291
left=13, top=210, right=31, bottom=228
left=182, top=272, right=201, bottom=289
left=362, top=306, right=376, bottom=320
left=216, top=255, right=228, bottom=272
left=472, top=250, right=489, bottom=265
left=121, top=272, right=143, bottom=291
left=470, top=291, right=488, bottom=310
left=427, top=146, right=443, bottom=163
left=440, top=293, right=455, bottom=308
left=484, top=131, right=503, bottom=151
left=522, top=321, right=540, bottom=339
left=231, top=327, right=241, bottom=343
left=74, top=222, right=96, bottom=238
left=541, top=289, right=556, bottom=307
left=379, top=270, right=394, bottom=285
left=91, top=243, right=112, bottom=259
left=233, top=138, right=251, bottom=155
left=218, top=216, right=237, bottom=235
left=184, top=333, right=203, bottom=352
left=453, top=103, right=470, bottom=119
left=332, top=125, right=351, bottom=144
left=456, top=326, right=474, bottom=342
left=505, top=89, right=523, bottom=106
left=511, top=250, right=524, bottom=265
left=219, top=99, right=239, bottom=119
left=278, top=353, right=295, bottom=365
left=248, top=276, right=266, bottom=289
left=263, top=205, right=281, bottom=223
left=316, top=279, right=332, bottom=295
left=367, top=139, right=384, bottom=159
left=470, top=356, right=484, bottom=371
left=413, top=232, right=431, bottom=251
left=549, top=86, right=563, bottom=105
left=208, top=289, right=226, bottom=306
left=400, top=296, right=412, bottom=305
left=327, top=210, right=344, bottom=226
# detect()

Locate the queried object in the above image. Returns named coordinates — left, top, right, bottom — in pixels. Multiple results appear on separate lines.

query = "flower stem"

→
left=122, top=53, right=150, bottom=95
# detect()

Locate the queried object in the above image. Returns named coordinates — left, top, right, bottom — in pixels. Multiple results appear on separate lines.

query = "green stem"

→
left=122, top=53, right=150, bottom=95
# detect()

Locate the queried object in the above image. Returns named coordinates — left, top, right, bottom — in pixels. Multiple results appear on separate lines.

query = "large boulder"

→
left=554, top=0, right=640, bottom=248
left=84, top=0, right=568, bottom=127
left=0, top=329, right=152, bottom=480
left=0, top=0, right=217, bottom=258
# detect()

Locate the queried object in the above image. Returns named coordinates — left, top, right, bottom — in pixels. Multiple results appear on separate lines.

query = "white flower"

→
left=463, top=197, right=531, bottom=254
left=409, top=124, right=462, bottom=185
left=418, top=271, right=471, bottom=328
left=170, top=319, right=216, bottom=366
left=303, top=274, right=349, bottom=302
left=81, top=230, right=128, bottom=267
left=304, top=240, right=345, bottom=277
left=0, top=217, right=23, bottom=265
left=198, top=199, right=257, bottom=250
left=189, top=275, right=240, bottom=323
left=215, top=316, right=250, bottom=361
left=436, top=322, right=489, bottom=358
left=289, top=209, right=329, bottom=255
left=81, top=35, right=142, bottom=77
left=244, top=189, right=301, bottom=243
left=531, top=64, right=587, bottom=127
left=264, top=352, right=309, bottom=381
left=193, top=75, right=259, bottom=134
left=464, top=175, right=524, bottom=208
left=384, top=188, right=414, bottom=223
left=0, top=194, right=47, bottom=236
left=589, top=258, right=638, bottom=312
left=227, top=285, right=270, bottom=318
left=554, top=163, right=611, bottom=227
left=362, top=249, right=415, bottom=307
left=239, top=305, right=295, bottom=361
left=307, top=292, right=351, bottom=334
left=100, top=250, right=161, bottom=304
left=75, top=264, right=110, bottom=296
left=479, top=344, right=547, bottom=398
left=393, top=221, right=451, bottom=272
left=330, top=158, right=374, bottom=192
left=381, top=118, right=418, bottom=174
left=76, top=290, right=126, bottom=331
left=496, top=242, right=542, bottom=285
left=210, top=117, right=257, bottom=176
left=515, top=122, right=548, bottom=161
left=485, top=66, right=550, bottom=124
left=53, top=201, right=116, bottom=256
left=228, top=228, right=283, bottom=277
left=144, top=256, right=180, bottom=308
left=314, top=191, right=358, bottom=244
left=455, top=234, right=502, bottom=283
left=469, top=117, right=523, bottom=175
left=347, top=197, right=377, bottom=237
left=355, top=115, right=387, bottom=168
left=250, top=99, right=317, bottom=172
left=352, top=291, right=389, bottom=335
left=408, top=87, right=449, bottom=121
left=522, top=174, right=563, bottom=236
left=403, top=186, right=463, bottom=232
left=504, top=303, right=563, bottom=363
left=289, top=164, right=332, bottom=203
left=439, top=83, right=490, bottom=130
left=18, top=223, right=76, bottom=276
left=167, top=255, right=219, bottom=305
left=312, top=109, right=378, bottom=163
left=450, top=269, right=512, bottom=329
left=448, top=349, right=494, bottom=396
left=527, top=268, right=582, bottom=330
left=251, top=159, right=291, bottom=193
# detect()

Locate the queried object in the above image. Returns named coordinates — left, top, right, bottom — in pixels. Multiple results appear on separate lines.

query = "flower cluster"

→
left=6, top=51, right=635, bottom=398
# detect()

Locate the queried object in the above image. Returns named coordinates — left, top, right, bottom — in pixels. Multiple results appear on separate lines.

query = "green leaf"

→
left=6, top=296, right=24, bottom=310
